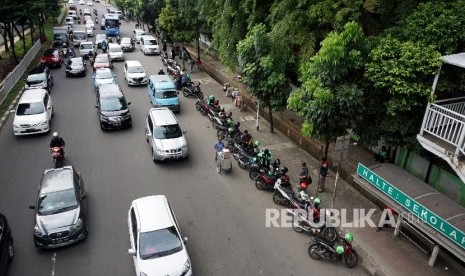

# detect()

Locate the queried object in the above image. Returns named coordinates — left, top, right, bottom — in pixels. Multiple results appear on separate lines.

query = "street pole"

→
left=330, top=166, right=339, bottom=209
left=256, top=100, right=259, bottom=131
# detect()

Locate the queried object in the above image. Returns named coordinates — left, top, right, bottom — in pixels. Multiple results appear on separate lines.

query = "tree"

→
left=361, top=36, right=441, bottom=148
left=288, top=22, right=366, bottom=158
left=237, top=23, right=290, bottom=133
left=159, top=0, right=196, bottom=43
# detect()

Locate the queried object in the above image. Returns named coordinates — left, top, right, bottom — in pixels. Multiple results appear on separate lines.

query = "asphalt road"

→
left=0, top=2, right=367, bottom=276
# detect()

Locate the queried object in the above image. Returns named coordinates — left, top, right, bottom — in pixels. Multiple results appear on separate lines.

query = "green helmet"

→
left=345, top=233, right=353, bottom=242
left=209, top=95, right=215, bottom=101
left=252, top=157, right=257, bottom=163
left=228, top=127, right=234, bottom=133
left=313, top=197, right=321, bottom=205
left=335, top=246, right=344, bottom=254
left=254, top=140, right=261, bottom=147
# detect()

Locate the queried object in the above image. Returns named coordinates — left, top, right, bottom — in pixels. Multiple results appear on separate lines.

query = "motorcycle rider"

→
left=50, top=132, right=66, bottom=157
left=158, top=68, right=165, bottom=75
left=257, top=149, right=272, bottom=168
left=207, top=95, right=215, bottom=106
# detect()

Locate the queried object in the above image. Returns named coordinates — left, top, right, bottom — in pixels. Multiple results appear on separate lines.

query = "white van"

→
left=145, top=108, right=188, bottom=162
left=12, top=89, right=53, bottom=136
left=140, top=35, right=160, bottom=55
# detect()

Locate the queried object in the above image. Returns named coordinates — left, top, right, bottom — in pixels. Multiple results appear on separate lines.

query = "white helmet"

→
left=300, top=190, right=309, bottom=201
left=53, top=132, right=58, bottom=137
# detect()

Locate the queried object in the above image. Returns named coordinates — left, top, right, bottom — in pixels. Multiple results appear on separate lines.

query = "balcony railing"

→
left=419, top=97, right=465, bottom=156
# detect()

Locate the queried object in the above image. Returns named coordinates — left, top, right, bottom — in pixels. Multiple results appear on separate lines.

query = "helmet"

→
left=159, top=68, right=163, bottom=71
left=313, top=197, right=321, bottom=205
left=344, top=233, right=353, bottom=242
left=281, top=166, right=288, bottom=174
left=244, top=130, right=248, bottom=134
left=228, top=127, right=234, bottom=133
left=227, top=111, right=232, bottom=117
left=235, top=122, right=240, bottom=128
left=220, top=107, right=225, bottom=112
left=300, top=182, right=308, bottom=190
left=53, top=132, right=58, bottom=137
left=254, top=140, right=260, bottom=147
left=335, top=246, right=344, bottom=255
left=209, top=95, right=215, bottom=101
left=264, top=149, right=269, bottom=154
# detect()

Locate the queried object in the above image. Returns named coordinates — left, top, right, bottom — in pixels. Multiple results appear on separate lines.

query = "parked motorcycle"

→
left=273, top=178, right=300, bottom=207
left=308, top=235, right=358, bottom=268
left=51, top=147, right=64, bottom=168
left=233, top=147, right=255, bottom=169
left=249, top=158, right=280, bottom=181
left=183, top=82, right=203, bottom=99
left=288, top=207, right=338, bottom=242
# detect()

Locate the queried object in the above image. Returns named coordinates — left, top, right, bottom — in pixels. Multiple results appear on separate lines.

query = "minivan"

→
left=108, top=43, right=124, bottom=61
left=147, top=75, right=180, bottom=112
left=95, top=83, right=132, bottom=130
left=128, top=195, right=192, bottom=276
left=73, top=31, right=88, bottom=47
left=140, top=35, right=160, bottom=55
left=145, top=108, right=188, bottom=162
left=12, top=89, right=53, bottom=136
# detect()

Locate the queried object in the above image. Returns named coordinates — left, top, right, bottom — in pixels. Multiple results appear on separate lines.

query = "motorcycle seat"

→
left=313, top=236, right=335, bottom=247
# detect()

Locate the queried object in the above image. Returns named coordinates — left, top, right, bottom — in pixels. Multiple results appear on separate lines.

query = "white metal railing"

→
left=420, top=102, right=465, bottom=155
left=0, top=39, right=41, bottom=105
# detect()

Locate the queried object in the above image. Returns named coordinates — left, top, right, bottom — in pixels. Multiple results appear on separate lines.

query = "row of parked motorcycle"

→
left=184, top=84, right=359, bottom=268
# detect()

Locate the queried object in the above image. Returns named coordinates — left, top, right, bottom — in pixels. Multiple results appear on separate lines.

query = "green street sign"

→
left=357, top=163, right=465, bottom=250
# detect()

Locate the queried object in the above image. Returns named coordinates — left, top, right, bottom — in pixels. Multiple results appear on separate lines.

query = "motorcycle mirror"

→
left=95, top=104, right=99, bottom=108
left=127, top=102, right=131, bottom=105
left=183, top=130, right=187, bottom=134
left=29, top=205, right=36, bottom=210
left=10, top=109, right=15, bottom=113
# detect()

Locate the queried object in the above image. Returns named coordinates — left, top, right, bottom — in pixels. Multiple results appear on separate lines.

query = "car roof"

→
left=108, top=43, right=120, bottom=48
left=121, top=37, right=131, bottom=42
left=125, top=60, right=142, bottom=67
left=70, top=57, right=84, bottom=63
left=44, top=48, right=58, bottom=55
left=20, top=89, right=47, bottom=103
left=96, top=53, right=108, bottom=58
left=141, top=35, right=155, bottom=39
left=149, top=108, right=177, bottom=125
left=81, top=41, right=93, bottom=45
left=29, top=65, right=48, bottom=75
left=99, top=83, right=122, bottom=97
left=95, top=67, right=112, bottom=74
left=40, top=166, right=75, bottom=194
left=134, top=29, right=145, bottom=34
left=132, top=195, right=174, bottom=232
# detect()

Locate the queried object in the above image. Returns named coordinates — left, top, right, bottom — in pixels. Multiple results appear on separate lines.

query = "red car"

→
left=40, top=48, right=63, bottom=68
left=92, top=53, right=112, bottom=71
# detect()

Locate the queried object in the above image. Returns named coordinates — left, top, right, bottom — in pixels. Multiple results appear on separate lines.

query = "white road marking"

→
left=51, top=252, right=56, bottom=276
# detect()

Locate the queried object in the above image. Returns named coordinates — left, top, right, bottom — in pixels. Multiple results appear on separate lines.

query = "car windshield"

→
left=81, top=43, right=93, bottom=49
left=139, top=226, right=183, bottom=259
left=96, top=35, right=106, bottom=42
left=96, top=70, right=113, bottom=79
left=54, top=34, right=67, bottom=41
left=135, top=30, right=145, bottom=36
left=146, top=39, right=157, bottom=45
left=16, top=102, right=45, bottom=115
left=95, top=56, right=109, bottom=63
left=38, top=189, right=78, bottom=215
left=121, top=38, right=131, bottom=44
left=27, top=73, right=46, bottom=83
left=74, top=33, right=86, bottom=40
left=155, top=90, right=177, bottom=99
left=127, top=66, right=144, bottom=73
left=154, top=124, right=182, bottom=139
left=100, top=97, right=127, bottom=111
left=109, top=47, right=121, bottom=53
left=43, top=50, right=56, bottom=57
left=70, top=59, right=84, bottom=66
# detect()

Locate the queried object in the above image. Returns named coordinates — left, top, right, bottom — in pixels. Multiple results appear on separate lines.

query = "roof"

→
left=99, top=83, right=122, bottom=97
left=149, top=108, right=177, bottom=126
left=132, top=195, right=174, bottom=232
left=20, top=89, right=47, bottom=103
left=28, top=65, right=47, bottom=75
left=125, top=60, right=142, bottom=67
left=40, top=167, right=75, bottom=194
left=140, top=35, right=155, bottom=40
left=441, top=53, right=465, bottom=69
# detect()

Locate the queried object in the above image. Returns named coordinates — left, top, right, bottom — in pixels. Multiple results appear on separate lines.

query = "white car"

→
left=13, top=89, right=53, bottom=136
left=124, top=60, right=147, bottom=86
left=133, top=29, right=146, bottom=44
left=87, top=1, right=92, bottom=6
left=108, top=43, right=124, bottom=61
left=128, top=195, right=192, bottom=276
left=65, top=16, right=74, bottom=27
left=85, top=19, right=94, bottom=30
left=79, top=0, right=84, bottom=5
left=83, top=8, right=91, bottom=16
left=79, top=41, right=94, bottom=58
left=85, top=24, right=94, bottom=36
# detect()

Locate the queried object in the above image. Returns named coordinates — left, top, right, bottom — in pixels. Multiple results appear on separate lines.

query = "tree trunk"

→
left=21, top=24, right=26, bottom=56
left=2, top=29, right=8, bottom=52
left=6, top=23, right=18, bottom=63
left=30, top=23, right=34, bottom=42
left=13, top=24, right=23, bottom=40
left=268, top=104, right=274, bottom=133
left=324, top=139, right=330, bottom=160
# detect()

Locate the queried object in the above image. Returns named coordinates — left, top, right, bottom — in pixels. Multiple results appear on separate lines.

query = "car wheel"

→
left=7, top=238, right=14, bottom=262
left=100, top=123, right=105, bottom=130
left=152, top=149, right=158, bottom=163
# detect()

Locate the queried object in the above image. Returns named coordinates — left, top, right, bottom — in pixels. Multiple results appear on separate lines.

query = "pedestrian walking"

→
left=188, top=59, right=194, bottom=73
left=318, top=157, right=329, bottom=193
left=171, top=48, right=176, bottom=60
left=195, top=58, right=202, bottom=70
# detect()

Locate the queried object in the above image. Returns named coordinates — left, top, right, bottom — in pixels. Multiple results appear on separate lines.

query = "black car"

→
left=65, top=57, right=87, bottom=77
left=95, top=83, right=132, bottom=130
left=29, top=166, right=88, bottom=249
left=0, top=213, right=14, bottom=276
left=25, top=65, right=53, bottom=92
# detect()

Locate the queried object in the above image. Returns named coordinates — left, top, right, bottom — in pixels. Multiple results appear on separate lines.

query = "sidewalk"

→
left=178, top=45, right=462, bottom=276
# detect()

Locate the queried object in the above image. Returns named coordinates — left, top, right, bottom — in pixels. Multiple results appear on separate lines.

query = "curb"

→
left=0, top=91, right=22, bottom=132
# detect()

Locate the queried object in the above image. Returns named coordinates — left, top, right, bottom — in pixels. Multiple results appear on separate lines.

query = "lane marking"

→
left=51, top=252, right=56, bottom=276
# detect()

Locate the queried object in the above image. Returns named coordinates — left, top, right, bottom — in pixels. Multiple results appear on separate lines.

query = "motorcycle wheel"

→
left=216, top=160, right=222, bottom=173
left=292, top=215, right=304, bottom=233
left=322, top=227, right=338, bottom=242
left=344, top=251, right=359, bottom=268
left=195, top=104, right=201, bottom=111
left=273, top=191, right=285, bottom=206
left=183, top=90, right=189, bottom=97
left=238, top=160, right=246, bottom=169
left=308, top=243, right=322, bottom=260
left=249, top=170, right=259, bottom=180
left=255, top=179, right=266, bottom=190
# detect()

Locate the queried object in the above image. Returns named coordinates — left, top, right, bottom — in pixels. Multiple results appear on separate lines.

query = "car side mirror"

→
left=92, top=76, right=95, bottom=79
left=10, top=109, right=15, bottom=113
left=183, top=236, right=189, bottom=244
left=127, top=102, right=131, bottom=105
left=47, top=106, right=51, bottom=110
left=177, top=91, right=180, bottom=95
left=128, top=249, right=136, bottom=256
left=80, top=195, right=86, bottom=200
left=183, top=130, right=187, bottom=134
left=147, top=133, right=152, bottom=138
left=29, top=205, right=36, bottom=210
left=95, top=104, right=99, bottom=108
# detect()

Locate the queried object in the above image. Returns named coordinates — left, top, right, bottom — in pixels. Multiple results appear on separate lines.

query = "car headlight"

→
left=40, top=120, right=49, bottom=126
left=183, top=260, right=191, bottom=273
left=13, top=123, right=19, bottom=128
left=100, top=115, right=109, bottom=121
left=155, top=146, right=164, bottom=154
left=34, top=225, right=44, bottom=237
left=182, top=145, right=188, bottom=152
left=70, top=218, right=83, bottom=232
